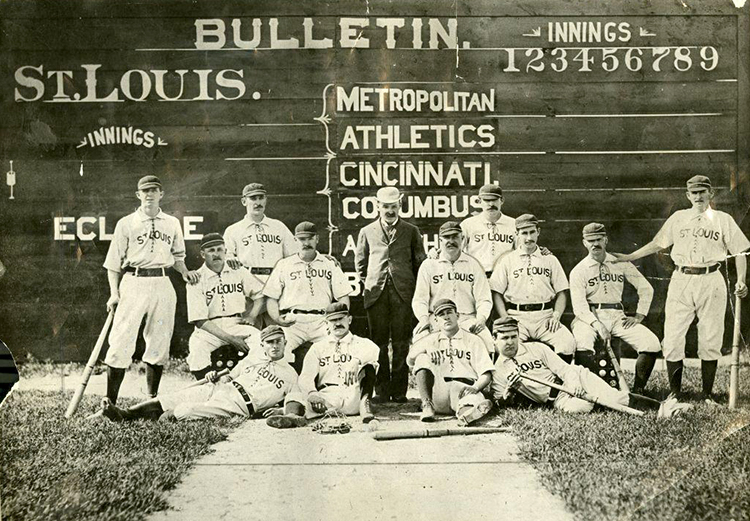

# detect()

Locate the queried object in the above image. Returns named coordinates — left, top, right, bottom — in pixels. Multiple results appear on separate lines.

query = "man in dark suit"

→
left=355, top=187, right=426, bottom=402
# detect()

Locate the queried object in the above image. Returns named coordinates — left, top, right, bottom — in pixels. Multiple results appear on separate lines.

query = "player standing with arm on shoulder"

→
left=612, top=175, right=749, bottom=404
left=103, top=175, right=198, bottom=404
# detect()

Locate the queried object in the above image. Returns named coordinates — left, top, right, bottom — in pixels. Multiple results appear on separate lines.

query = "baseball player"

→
left=408, top=299, right=494, bottom=424
left=491, top=316, right=630, bottom=413
left=569, top=223, right=661, bottom=394
left=413, top=221, right=495, bottom=355
left=266, top=302, right=379, bottom=428
left=613, top=175, right=749, bottom=404
left=263, top=221, right=353, bottom=372
left=490, top=214, right=577, bottom=363
left=460, top=184, right=516, bottom=276
left=100, top=325, right=298, bottom=422
left=103, top=175, right=197, bottom=404
left=185, top=232, right=265, bottom=380
left=0, top=340, right=19, bottom=406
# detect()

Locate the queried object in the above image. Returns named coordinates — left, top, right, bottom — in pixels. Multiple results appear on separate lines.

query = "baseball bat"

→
left=373, top=426, right=511, bottom=441
left=84, top=368, right=231, bottom=420
left=604, top=337, right=630, bottom=393
left=64, top=311, right=114, bottom=418
left=519, top=373, right=644, bottom=416
left=729, top=294, right=742, bottom=409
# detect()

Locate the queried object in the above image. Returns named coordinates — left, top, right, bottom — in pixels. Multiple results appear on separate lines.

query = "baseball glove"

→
left=310, top=410, right=352, bottom=434
left=657, top=397, right=694, bottom=418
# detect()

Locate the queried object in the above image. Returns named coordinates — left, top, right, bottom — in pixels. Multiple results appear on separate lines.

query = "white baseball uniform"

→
left=491, top=341, right=629, bottom=413
left=408, top=329, right=495, bottom=415
left=569, top=253, right=660, bottom=354
left=224, top=215, right=299, bottom=282
left=160, top=347, right=298, bottom=420
left=185, top=263, right=264, bottom=371
left=412, top=253, right=495, bottom=353
left=263, top=252, right=353, bottom=360
left=103, top=208, right=186, bottom=369
left=654, top=207, right=750, bottom=361
left=285, top=332, right=379, bottom=417
left=490, top=247, right=576, bottom=355
left=461, top=213, right=516, bottom=273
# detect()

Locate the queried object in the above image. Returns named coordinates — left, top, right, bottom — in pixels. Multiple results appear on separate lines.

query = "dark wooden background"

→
left=0, top=0, right=748, bottom=362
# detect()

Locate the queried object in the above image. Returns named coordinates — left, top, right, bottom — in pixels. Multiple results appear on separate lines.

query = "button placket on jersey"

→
left=305, top=262, right=315, bottom=296
left=255, top=223, right=266, bottom=262
left=599, top=262, right=609, bottom=296
left=335, top=340, right=343, bottom=380
left=218, top=273, right=227, bottom=312
left=691, top=216, right=701, bottom=262
left=149, top=219, right=156, bottom=253
left=488, top=222, right=497, bottom=259
left=447, top=337, right=455, bottom=372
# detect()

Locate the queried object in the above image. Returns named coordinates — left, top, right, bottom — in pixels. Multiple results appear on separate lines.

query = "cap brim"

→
left=434, top=306, right=457, bottom=315
left=295, top=232, right=317, bottom=238
left=243, top=190, right=266, bottom=197
left=201, top=240, right=225, bottom=249
left=479, top=194, right=501, bottom=200
left=439, top=230, right=462, bottom=237
left=326, top=311, right=349, bottom=320
left=262, top=332, right=285, bottom=342
left=582, top=233, right=606, bottom=240
left=138, top=183, right=161, bottom=190
left=377, top=197, right=401, bottom=204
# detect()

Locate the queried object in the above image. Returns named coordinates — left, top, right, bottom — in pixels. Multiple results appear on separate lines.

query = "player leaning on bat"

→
left=613, top=175, right=749, bottom=404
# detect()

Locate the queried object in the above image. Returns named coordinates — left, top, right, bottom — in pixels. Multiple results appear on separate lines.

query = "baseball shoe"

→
left=360, top=397, right=375, bottom=423
left=457, top=399, right=493, bottom=426
left=100, top=398, right=125, bottom=422
left=700, top=393, right=722, bottom=406
left=266, top=414, right=307, bottom=429
left=666, top=391, right=686, bottom=402
left=420, top=400, right=436, bottom=422
left=391, top=395, right=409, bottom=403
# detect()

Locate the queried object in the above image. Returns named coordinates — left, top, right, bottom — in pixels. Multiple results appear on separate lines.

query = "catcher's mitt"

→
left=657, top=397, right=694, bottom=418
left=311, top=410, right=352, bottom=434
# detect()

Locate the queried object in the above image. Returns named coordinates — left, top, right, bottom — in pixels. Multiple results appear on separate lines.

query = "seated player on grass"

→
left=100, top=325, right=298, bottom=422
left=408, top=298, right=494, bottom=425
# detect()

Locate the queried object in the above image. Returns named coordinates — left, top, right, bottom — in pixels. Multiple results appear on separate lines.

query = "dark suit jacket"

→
left=355, top=219, right=427, bottom=309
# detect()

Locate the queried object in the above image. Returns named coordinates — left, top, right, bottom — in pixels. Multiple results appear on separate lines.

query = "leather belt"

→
left=547, top=377, right=564, bottom=401
left=506, top=301, right=553, bottom=312
left=677, top=264, right=720, bottom=275
left=589, top=303, right=623, bottom=310
left=231, top=381, right=256, bottom=415
left=123, top=267, right=168, bottom=277
left=280, top=309, right=326, bottom=315
left=217, top=313, right=243, bottom=319
left=250, top=267, right=273, bottom=276
left=444, top=377, right=475, bottom=386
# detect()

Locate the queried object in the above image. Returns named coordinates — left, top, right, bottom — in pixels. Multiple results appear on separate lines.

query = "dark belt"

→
left=589, top=303, right=623, bottom=310
left=231, top=381, right=256, bottom=415
left=547, top=377, right=564, bottom=401
left=280, top=309, right=326, bottom=315
left=123, top=267, right=168, bottom=277
left=318, top=383, right=339, bottom=390
left=444, top=377, right=476, bottom=386
left=218, top=313, right=243, bottom=319
left=506, top=301, right=553, bottom=312
left=250, top=267, right=273, bottom=276
left=676, top=264, right=720, bottom=275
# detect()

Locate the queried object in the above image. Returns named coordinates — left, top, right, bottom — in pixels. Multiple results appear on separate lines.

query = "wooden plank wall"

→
left=0, top=0, right=748, bottom=361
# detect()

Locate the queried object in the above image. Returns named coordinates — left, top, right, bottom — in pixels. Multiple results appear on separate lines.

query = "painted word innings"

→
left=77, top=126, right=167, bottom=149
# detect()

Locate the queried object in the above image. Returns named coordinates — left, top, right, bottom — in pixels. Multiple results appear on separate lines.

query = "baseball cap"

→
left=261, top=325, right=285, bottom=342
left=492, top=316, right=519, bottom=335
left=433, top=298, right=457, bottom=316
left=200, top=232, right=224, bottom=250
left=242, top=183, right=267, bottom=197
left=325, top=302, right=350, bottom=320
left=582, top=223, right=607, bottom=240
left=137, top=175, right=162, bottom=191
left=515, top=214, right=539, bottom=231
left=294, top=221, right=318, bottom=238
left=478, top=184, right=503, bottom=200
left=686, top=175, right=712, bottom=191
left=376, top=186, right=402, bottom=204
left=438, top=221, right=462, bottom=237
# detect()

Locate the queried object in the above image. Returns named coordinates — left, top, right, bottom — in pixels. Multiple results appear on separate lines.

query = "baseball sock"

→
left=701, top=360, right=718, bottom=398
left=106, top=366, right=126, bottom=405
left=146, top=363, right=163, bottom=397
left=192, top=366, right=211, bottom=381
left=633, top=353, right=657, bottom=393
left=359, top=365, right=376, bottom=398
left=558, top=354, right=573, bottom=365
left=666, top=360, right=683, bottom=397
left=574, top=351, right=597, bottom=373
left=416, top=369, right=434, bottom=404
left=124, top=401, right=165, bottom=421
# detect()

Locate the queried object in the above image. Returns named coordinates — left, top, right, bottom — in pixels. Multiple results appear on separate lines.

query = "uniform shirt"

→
left=263, top=252, right=352, bottom=311
left=412, top=253, right=492, bottom=321
left=103, top=208, right=186, bottom=272
left=408, top=329, right=494, bottom=380
left=223, top=215, right=299, bottom=280
left=186, top=263, right=264, bottom=323
left=490, top=247, right=568, bottom=305
left=569, top=253, right=653, bottom=325
left=230, top=348, right=298, bottom=411
left=653, top=208, right=750, bottom=267
left=491, top=341, right=579, bottom=403
left=298, top=332, right=380, bottom=395
left=461, top=213, right=516, bottom=272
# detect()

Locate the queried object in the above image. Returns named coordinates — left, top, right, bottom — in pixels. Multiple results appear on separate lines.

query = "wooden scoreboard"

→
left=0, top=0, right=748, bottom=361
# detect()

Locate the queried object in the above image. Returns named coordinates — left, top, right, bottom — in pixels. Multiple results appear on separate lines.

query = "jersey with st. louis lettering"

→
left=186, top=264, right=263, bottom=322
left=224, top=215, right=299, bottom=280
left=409, top=329, right=494, bottom=380
left=490, top=247, right=568, bottom=304
left=103, top=208, right=186, bottom=271
left=653, top=208, right=750, bottom=267
left=231, top=348, right=298, bottom=411
left=263, top=252, right=352, bottom=311
left=461, top=213, right=516, bottom=272
left=298, top=333, right=379, bottom=395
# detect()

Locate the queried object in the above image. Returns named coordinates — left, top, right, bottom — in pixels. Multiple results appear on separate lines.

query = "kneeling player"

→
left=491, top=316, right=629, bottom=413
left=100, top=325, right=297, bottom=422
left=408, top=298, right=494, bottom=425
left=267, top=302, right=379, bottom=428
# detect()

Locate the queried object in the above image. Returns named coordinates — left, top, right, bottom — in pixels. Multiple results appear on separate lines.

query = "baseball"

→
left=598, top=370, right=607, bottom=377
left=366, top=419, right=380, bottom=432
left=599, top=360, right=607, bottom=367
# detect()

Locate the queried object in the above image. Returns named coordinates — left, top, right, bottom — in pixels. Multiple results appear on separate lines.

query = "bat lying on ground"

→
left=373, top=426, right=511, bottom=440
